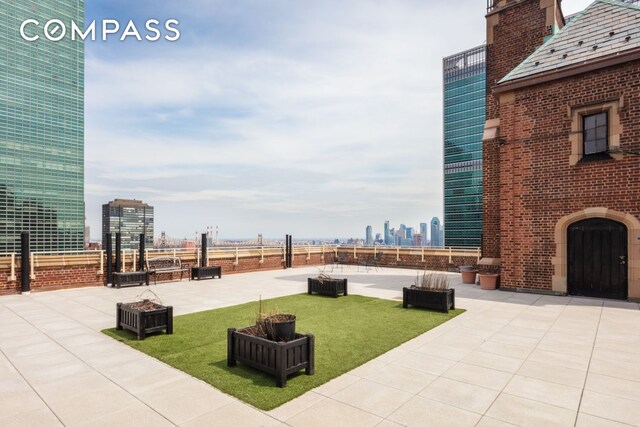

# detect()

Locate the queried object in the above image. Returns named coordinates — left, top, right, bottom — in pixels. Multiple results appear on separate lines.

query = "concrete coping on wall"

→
left=478, top=257, right=501, bottom=266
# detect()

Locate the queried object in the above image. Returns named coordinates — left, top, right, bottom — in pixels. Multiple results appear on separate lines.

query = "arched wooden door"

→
left=568, top=218, right=627, bottom=299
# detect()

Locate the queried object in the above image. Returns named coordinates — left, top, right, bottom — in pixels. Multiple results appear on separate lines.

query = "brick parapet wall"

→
left=0, top=249, right=333, bottom=294
left=336, top=247, right=480, bottom=272
left=0, top=246, right=479, bottom=294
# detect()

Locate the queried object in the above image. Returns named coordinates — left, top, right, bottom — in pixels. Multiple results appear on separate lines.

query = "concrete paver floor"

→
left=1, top=266, right=639, bottom=426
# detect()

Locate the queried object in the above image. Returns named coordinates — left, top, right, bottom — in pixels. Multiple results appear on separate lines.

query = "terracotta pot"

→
left=460, top=269, right=478, bottom=285
left=479, top=273, right=499, bottom=290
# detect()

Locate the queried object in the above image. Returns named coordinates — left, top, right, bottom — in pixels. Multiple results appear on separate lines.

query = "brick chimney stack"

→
left=481, top=0, right=564, bottom=264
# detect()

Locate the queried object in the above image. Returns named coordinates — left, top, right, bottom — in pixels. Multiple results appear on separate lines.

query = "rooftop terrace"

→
left=1, top=266, right=639, bottom=426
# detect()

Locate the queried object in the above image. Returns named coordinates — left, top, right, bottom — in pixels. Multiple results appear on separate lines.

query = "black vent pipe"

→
left=115, top=232, right=122, bottom=273
left=20, top=232, right=30, bottom=293
left=106, top=233, right=113, bottom=284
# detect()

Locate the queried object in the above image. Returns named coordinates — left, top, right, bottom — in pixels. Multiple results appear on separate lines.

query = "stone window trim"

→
left=568, top=99, right=623, bottom=166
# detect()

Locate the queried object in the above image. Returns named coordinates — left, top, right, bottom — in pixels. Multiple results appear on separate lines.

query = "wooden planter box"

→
left=191, top=266, right=222, bottom=281
left=227, top=327, right=315, bottom=387
left=307, top=278, right=348, bottom=297
left=402, top=287, right=455, bottom=313
left=116, top=302, right=173, bottom=340
left=113, top=271, right=149, bottom=288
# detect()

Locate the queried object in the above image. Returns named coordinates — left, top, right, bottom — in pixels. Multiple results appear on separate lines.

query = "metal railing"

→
left=0, top=245, right=339, bottom=281
left=335, top=245, right=482, bottom=264
left=0, top=244, right=482, bottom=284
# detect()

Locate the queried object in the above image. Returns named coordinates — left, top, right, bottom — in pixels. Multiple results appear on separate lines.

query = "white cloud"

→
left=84, top=0, right=487, bottom=239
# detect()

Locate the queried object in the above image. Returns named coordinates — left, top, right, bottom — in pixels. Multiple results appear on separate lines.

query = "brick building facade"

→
left=482, top=0, right=640, bottom=300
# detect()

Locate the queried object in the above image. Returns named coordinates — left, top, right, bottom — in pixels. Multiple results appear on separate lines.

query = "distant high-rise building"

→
left=102, top=199, right=154, bottom=250
left=375, top=233, right=382, bottom=243
left=365, top=225, right=373, bottom=246
left=406, top=227, right=414, bottom=240
left=420, top=223, right=428, bottom=246
left=431, top=217, right=442, bottom=248
left=84, top=217, right=90, bottom=249
left=443, top=45, right=485, bottom=247
left=0, top=0, right=85, bottom=253
left=384, top=221, right=392, bottom=245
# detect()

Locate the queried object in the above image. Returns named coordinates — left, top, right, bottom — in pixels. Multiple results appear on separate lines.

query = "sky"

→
left=83, top=0, right=596, bottom=241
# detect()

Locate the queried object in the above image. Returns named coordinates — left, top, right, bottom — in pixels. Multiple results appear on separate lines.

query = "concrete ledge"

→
left=478, top=258, right=501, bottom=266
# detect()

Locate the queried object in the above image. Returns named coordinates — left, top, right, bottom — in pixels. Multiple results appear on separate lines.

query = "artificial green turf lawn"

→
left=103, top=294, right=463, bottom=410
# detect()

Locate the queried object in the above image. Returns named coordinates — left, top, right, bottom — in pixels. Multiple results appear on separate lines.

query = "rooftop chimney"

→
left=481, top=0, right=564, bottom=261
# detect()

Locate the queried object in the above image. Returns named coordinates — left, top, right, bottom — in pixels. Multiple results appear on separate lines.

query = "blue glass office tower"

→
left=443, top=45, right=485, bottom=248
left=0, top=1, right=85, bottom=252
left=430, top=217, right=442, bottom=247
left=365, top=225, right=373, bottom=246
left=420, top=222, right=427, bottom=247
left=384, top=220, right=392, bottom=245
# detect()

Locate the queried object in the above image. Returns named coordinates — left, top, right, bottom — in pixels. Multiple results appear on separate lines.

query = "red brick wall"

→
left=0, top=270, right=16, bottom=295
left=486, top=0, right=552, bottom=117
left=338, top=252, right=478, bottom=272
left=0, top=265, right=103, bottom=295
left=497, top=61, right=640, bottom=291
left=484, top=0, right=554, bottom=259
left=0, top=249, right=477, bottom=294
left=0, top=252, right=334, bottom=294
left=210, top=253, right=330, bottom=276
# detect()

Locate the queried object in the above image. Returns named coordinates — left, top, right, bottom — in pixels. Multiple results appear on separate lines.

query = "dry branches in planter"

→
left=412, top=271, right=450, bottom=291
left=404, top=270, right=455, bottom=313
left=308, top=269, right=348, bottom=297
left=245, top=295, right=297, bottom=342
left=116, top=289, right=173, bottom=340
left=228, top=295, right=314, bottom=387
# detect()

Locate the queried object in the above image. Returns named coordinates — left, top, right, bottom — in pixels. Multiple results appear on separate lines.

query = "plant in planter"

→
left=308, top=272, right=348, bottom=297
left=116, top=290, right=173, bottom=340
left=402, top=271, right=455, bottom=313
left=227, top=297, right=313, bottom=387
left=252, top=296, right=297, bottom=342
left=264, top=313, right=297, bottom=342
left=459, top=265, right=478, bottom=285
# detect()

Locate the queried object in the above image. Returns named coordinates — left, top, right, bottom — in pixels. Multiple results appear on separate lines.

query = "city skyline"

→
left=364, top=218, right=441, bottom=247
left=79, top=0, right=593, bottom=240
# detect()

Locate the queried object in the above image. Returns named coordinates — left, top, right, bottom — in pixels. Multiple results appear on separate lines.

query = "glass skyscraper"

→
left=102, top=199, right=154, bottom=251
left=384, top=220, right=391, bottom=245
left=430, top=217, right=442, bottom=247
left=0, top=1, right=85, bottom=253
left=420, top=222, right=427, bottom=247
left=443, top=45, right=485, bottom=248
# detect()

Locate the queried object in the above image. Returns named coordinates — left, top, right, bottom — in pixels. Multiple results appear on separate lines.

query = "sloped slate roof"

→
left=499, top=0, right=640, bottom=84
